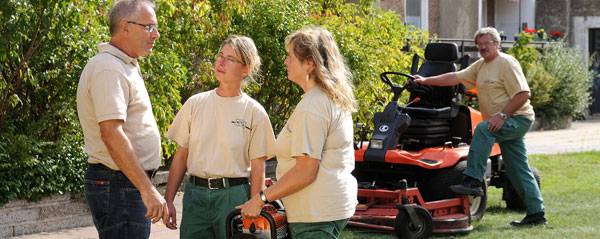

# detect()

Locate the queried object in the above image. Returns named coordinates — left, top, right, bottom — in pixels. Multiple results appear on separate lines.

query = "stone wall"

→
left=535, top=0, right=569, bottom=43
left=536, top=0, right=600, bottom=46
left=266, top=160, right=277, bottom=180
left=0, top=193, right=92, bottom=238
left=0, top=165, right=277, bottom=238
left=0, top=171, right=172, bottom=238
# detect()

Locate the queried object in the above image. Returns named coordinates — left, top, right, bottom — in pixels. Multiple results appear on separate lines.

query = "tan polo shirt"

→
left=456, top=52, right=535, bottom=121
left=275, top=87, right=357, bottom=222
left=165, top=90, right=276, bottom=178
left=77, top=43, right=161, bottom=171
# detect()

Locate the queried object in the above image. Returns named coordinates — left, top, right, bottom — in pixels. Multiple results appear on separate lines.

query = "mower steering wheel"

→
left=380, top=71, right=419, bottom=102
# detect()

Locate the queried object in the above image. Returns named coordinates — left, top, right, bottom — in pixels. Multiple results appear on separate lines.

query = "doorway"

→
left=589, top=28, right=600, bottom=114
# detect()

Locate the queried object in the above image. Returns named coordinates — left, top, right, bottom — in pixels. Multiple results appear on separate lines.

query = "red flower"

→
left=524, top=28, right=536, bottom=34
left=550, top=30, right=563, bottom=38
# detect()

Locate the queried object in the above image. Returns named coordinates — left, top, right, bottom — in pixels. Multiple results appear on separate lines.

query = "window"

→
left=405, top=0, right=428, bottom=30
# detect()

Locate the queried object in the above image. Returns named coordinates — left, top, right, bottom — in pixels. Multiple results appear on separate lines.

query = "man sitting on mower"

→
left=410, top=27, right=547, bottom=227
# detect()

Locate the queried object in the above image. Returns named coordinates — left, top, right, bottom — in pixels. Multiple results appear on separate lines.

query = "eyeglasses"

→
left=127, top=21, right=158, bottom=33
left=476, top=40, right=497, bottom=49
left=215, top=54, right=243, bottom=65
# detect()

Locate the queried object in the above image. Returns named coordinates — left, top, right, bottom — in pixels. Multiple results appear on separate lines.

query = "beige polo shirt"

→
left=77, top=43, right=161, bottom=171
left=165, top=90, right=276, bottom=178
left=275, top=87, right=357, bottom=222
left=456, top=52, right=535, bottom=121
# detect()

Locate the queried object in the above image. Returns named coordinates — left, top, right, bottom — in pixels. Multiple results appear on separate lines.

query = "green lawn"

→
left=341, top=151, right=600, bottom=239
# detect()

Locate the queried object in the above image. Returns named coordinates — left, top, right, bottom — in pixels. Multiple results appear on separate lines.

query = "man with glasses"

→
left=76, top=0, right=167, bottom=238
left=410, top=27, right=547, bottom=227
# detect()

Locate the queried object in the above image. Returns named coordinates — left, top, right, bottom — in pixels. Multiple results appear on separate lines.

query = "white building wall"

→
left=495, top=0, right=535, bottom=40
left=573, top=16, right=600, bottom=64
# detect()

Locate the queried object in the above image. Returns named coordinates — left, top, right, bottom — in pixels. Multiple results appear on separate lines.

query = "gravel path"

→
left=525, top=118, right=600, bottom=155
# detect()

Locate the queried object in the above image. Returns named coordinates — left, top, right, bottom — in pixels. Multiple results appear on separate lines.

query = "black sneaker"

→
left=449, top=176, right=484, bottom=196
left=510, top=211, right=548, bottom=227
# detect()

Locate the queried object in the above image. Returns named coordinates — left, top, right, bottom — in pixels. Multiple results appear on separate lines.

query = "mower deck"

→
left=349, top=187, right=473, bottom=235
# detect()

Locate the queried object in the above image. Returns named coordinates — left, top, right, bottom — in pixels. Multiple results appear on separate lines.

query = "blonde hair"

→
left=219, top=35, right=261, bottom=84
left=286, top=26, right=356, bottom=112
left=474, top=27, right=501, bottom=44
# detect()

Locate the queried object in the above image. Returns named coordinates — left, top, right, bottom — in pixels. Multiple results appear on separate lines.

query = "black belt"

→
left=88, top=163, right=156, bottom=179
left=189, top=176, right=248, bottom=189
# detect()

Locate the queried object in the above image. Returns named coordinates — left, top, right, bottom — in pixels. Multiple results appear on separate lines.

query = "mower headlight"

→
left=369, top=139, right=384, bottom=149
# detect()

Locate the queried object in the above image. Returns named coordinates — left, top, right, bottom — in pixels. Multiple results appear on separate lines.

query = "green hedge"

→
left=0, top=0, right=428, bottom=206
left=0, top=128, right=87, bottom=205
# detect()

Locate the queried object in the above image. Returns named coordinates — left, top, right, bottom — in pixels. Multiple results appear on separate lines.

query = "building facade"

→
left=374, top=0, right=600, bottom=114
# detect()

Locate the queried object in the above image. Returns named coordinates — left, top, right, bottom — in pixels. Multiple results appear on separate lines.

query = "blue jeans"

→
left=289, top=218, right=350, bottom=239
left=84, top=163, right=150, bottom=239
left=464, top=115, right=544, bottom=215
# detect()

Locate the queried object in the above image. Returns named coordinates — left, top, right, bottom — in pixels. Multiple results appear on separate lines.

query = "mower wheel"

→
left=421, top=160, right=466, bottom=202
left=422, top=160, right=487, bottom=221
left=504, top=166, right=541, bottom=210
left=394, top=205, right=433, bottom=239
left=468, top=178, right=487, bottom=221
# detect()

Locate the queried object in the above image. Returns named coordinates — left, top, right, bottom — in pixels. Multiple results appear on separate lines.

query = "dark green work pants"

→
left=464, top=115, right=544, bottom=215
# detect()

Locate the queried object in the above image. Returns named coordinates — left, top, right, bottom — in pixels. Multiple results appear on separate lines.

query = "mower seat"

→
left=400, top=43, right=468, bottom=148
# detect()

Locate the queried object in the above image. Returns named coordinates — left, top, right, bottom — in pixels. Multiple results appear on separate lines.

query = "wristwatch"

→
left=259, top=191, right=269, bottom=204
left=498, top=112, right=508, bottom=120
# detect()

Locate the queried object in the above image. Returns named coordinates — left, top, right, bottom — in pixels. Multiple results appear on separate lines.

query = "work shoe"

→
left=449, top=176, right=484, bottom=196
left=510, top=211, right=548, bottom=227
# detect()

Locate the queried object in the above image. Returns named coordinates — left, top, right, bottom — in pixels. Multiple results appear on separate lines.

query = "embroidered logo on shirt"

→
left=232, top=119, right=252, bottom=130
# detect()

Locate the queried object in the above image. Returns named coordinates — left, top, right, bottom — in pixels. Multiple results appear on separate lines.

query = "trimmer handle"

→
left=225, top=208, right=278, bottom=239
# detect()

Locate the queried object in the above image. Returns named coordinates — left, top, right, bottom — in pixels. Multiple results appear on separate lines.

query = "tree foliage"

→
left=154, top=0, right=429, bottom=135
left=0, top=0, right=107, bottom=205
left=0, top=0, right=429, bottom=205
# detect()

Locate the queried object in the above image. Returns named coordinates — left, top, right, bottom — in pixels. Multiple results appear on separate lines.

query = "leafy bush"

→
left=316, top=2, right=428, bottom=129
left=161, top=0, right=429, bottom=134
left=525, top=62, right=557, bottom=107
left=508, top=32, right=594, bottom=128
left=507, top=32, right=558, bottom=108
left=536, top=42, right=594, bottom=126
left=0, top=127, right=87, bottom=206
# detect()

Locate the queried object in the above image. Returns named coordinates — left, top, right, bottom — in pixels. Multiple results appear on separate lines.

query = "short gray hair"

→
left=219, top=35, right=261, bottom=84
left=109, top=0, right=156, bottom=36
left=474, top=27, right=501, bottom=44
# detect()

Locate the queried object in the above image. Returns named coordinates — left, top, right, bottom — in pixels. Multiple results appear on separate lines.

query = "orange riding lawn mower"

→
left=347, top=43, right=540, bottom=239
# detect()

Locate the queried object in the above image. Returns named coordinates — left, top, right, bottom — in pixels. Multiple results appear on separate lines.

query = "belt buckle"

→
left=208, top=177, right=225, bottom=190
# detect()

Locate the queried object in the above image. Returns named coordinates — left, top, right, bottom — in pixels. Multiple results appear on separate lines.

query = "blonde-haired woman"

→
left=164, top=35, right=276, bottom=238
left=238, top=26, right=357, bottom=239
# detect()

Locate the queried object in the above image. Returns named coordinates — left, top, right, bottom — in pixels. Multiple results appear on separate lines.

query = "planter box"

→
left=530, top=116, right=573, bottom=131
